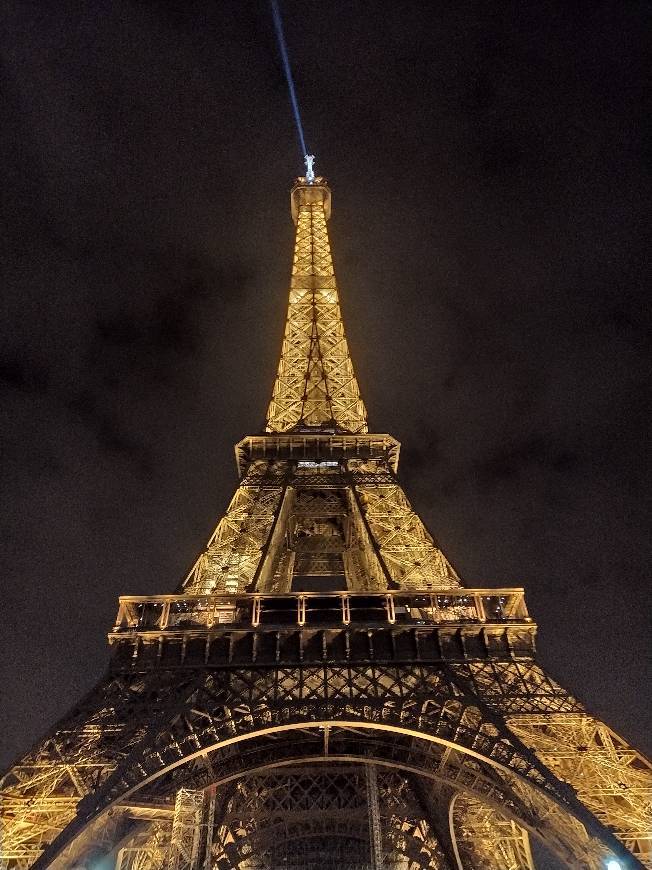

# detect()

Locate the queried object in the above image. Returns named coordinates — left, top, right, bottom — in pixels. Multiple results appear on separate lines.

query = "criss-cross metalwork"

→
left=1, top=171, right=650, bottom=870
left=266, top=177, right=367, bottom=433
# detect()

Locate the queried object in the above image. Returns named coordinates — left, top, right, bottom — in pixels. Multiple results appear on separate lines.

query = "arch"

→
left=42, top=716, right=617, bottom=870
left=206, top=762, right=447, bottom=870
left=110, top=754, right=536, bottom=870
left=35, top=660, right=632, bottom=869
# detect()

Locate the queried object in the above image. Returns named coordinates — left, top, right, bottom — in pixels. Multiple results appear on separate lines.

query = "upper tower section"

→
left=266, top=167, right=368, bottom=434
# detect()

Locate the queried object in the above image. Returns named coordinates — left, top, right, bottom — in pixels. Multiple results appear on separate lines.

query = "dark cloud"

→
left=2, top=434, right=63, bottom=475
left=91, top=258, right=208, bottom=385
left=472, top=434, right=581, bottom=487
left=64, top=388, right=153, bottom=470
left=0, top=354, right=49, bottom=394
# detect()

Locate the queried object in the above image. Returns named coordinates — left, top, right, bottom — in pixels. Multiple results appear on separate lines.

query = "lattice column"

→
left=167, top=790, right=204, bottom=870
left=115, top=827, right=168, bottom=870
left=182, top=462, right=287, bottom=594
left=201, top=788, right=216, bottom=870
left=266, top=179, right=367, bottom=433
left=509, top=714, right=652, bottom=867
left=0, top=672, right=182, bottom=869
left=346, top=482, right=396, bottom=591
left=352, top=479, right=460, bottom=589
left=450, top=793, right=534, bottom=870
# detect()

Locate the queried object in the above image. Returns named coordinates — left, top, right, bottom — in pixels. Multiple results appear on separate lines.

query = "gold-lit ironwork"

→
left=1, top=171, right=650, bottom=870
left=266, top=177, right=367, bottom=433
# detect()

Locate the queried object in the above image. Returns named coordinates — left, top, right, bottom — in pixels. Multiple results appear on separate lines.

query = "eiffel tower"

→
left=1, top=165, right=650, bottom=870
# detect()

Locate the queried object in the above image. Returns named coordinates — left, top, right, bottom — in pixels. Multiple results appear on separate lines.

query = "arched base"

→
left=47, top=723, right=620, bottom=870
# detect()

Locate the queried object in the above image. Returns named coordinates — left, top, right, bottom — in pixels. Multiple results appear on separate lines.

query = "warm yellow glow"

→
left=266, top=179, right=367, bottom=434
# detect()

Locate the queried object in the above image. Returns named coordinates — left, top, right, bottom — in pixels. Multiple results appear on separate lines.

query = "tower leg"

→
left=166, top=790, right=204, bottom=870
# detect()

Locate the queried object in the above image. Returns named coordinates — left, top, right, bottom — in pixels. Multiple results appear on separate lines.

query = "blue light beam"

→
left=270, top=0, right=308, bottom=159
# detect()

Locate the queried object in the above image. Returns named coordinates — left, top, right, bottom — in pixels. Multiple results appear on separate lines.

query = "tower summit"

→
left=267, top=162, right=366, bottom=434
left=1, top=171, right=651, bottom=870
left=303, top=153, right=315, bottom=183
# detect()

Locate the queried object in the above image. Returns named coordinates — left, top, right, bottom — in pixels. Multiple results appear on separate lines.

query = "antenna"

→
left=304, top=154, right=315, bottom=183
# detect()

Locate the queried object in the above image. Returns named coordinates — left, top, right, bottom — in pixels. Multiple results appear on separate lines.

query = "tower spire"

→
left=266, top=168, right=368, bottom=434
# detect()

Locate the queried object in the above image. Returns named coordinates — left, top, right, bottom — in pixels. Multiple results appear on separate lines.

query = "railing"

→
left=234, top=433, right=401, bottom=476
left=111, top=588, right=530, bottom=636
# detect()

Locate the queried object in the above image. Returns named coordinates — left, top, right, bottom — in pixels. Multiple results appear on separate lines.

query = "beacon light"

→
left=304, top=154, right=315, bottom=184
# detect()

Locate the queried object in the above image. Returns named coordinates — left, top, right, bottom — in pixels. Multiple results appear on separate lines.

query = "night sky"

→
left=1, top=0, right=650, bottom=783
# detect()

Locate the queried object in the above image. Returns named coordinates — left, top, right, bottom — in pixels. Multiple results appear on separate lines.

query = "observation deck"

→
left=234, top=433, right=401, bottom=477
left=109, top=588, right=536, bottom=671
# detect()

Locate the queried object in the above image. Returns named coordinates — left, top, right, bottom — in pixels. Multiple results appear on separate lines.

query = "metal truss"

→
left=115, top=822, right=168, bottom=870
left=210, top=766, right=375, bottom=868
left=167, top=789, right=204, bottom=870
left=351, top=470, right=460, bottom=589
left=0, top=668, right=202, bottom=868
left=376, top=768, right=452, bottom=868
left=509, top=714, right=652, bottom=866
left=182, top=461, right=287, bottom=595
left=2, top=628, right=649, bottom=868
left=450, top=792, right=534, bottom=869
left=2, top=172, right=650, bottom=870
left=365, top=763, right=384, bottom=868
left=266, top=179, right=367, bottom=433
left=4, top=654, right=639, bottom=869
left=177, top=455, right=459, bottom=596
left=447, top=661, right=584, bottom=715
left=133, top=766, right=453, bottom=870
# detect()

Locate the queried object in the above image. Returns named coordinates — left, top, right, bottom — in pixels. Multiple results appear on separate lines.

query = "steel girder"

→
left=182, top=461, right=288, bottom=595
left=509, top=715, right=652, bottom=862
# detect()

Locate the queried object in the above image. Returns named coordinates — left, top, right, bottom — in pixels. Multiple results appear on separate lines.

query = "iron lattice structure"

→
left=1, top=173, right=650, bottom=870
left=266, top=179, right=367, bottom=433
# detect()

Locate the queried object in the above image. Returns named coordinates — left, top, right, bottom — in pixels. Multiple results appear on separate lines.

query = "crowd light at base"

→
left=607, top=860, right=623, bottom=870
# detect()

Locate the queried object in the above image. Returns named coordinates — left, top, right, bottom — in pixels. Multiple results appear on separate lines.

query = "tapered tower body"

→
left=1, top=170, right=650, bottom=870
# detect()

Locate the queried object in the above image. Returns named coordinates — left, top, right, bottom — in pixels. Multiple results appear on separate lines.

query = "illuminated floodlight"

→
left=304, top=154, right=315, bottom=184
left=606, top=860, right=623, bottom=870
